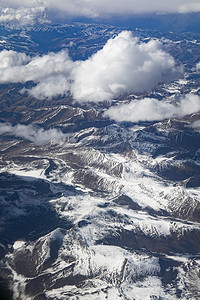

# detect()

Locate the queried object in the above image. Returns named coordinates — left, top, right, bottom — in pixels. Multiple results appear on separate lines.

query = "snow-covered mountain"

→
left=0, top=22, right=200, bottom=300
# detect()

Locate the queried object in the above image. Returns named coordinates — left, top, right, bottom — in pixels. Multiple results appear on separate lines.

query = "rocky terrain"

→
left=0, top=22, right=200, bottom=300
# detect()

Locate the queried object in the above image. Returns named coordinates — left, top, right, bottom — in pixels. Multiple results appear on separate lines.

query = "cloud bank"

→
left=104, top=94, right=200, bottom=123
left=0, top=32, right=180, bottom=103
left=0, top=123, right=67, bottom=145
left=1, top=0, right=200, bottom=20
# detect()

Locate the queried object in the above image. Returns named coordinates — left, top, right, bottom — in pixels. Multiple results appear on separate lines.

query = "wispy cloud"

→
left=24, top=76, right=71, bottom=100
left=104, top=94, right=200, bottom=123
left=0, top=31, right=180, bottom=103
left=1, top=0, right=200, bottom=20
left=49, top=0, right=200, bottom=16
left=0, top=123, right=67, bottom=145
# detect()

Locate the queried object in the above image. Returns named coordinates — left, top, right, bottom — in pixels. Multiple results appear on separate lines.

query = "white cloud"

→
left=104, top=94, right=200, bottom=123
left=0, top=32, right=180, bottom=102
left=178, top=3, right=200, bottom=13
left=0, top=6, right=48, bottom=25
left=0, top=50, right=30, bottom=68
left=48, top=0, right=200, bottom=16
left=0, top=49, right=74, bottom=84
left=0, top=123, right=67, bottom=145
left=0, top=49, right=75, bottom=100
left=191, top=120, right=200, bottom=131
left=24, top=75, right=71, bottom=100
left=1, top=0, right=200, bottom=19
left=71, top=31, right=180, bottom=102
left=0, top=0, right=41, bottom=7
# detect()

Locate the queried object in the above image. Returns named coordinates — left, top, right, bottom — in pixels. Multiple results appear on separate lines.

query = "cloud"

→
left=196, top=62, right=200, bottom=72
left=191, top=120, right=200, bottom=132
left=104, top=94, right=200, bottom=123
left=0, top=0, right=41, bottom=7
left=0, top=123, right=67, bottom=145
left=49, top=0, right=200, bottom=16
left=1, top=0, right=200, bottom=19
left=178, top=3, right=200, bottom=13
left=0, top=49, right=74, bottom=84
left=0, top=50, right=30, bottom=68
left=0, top=6, right=48, bottom=25
left=24, top=75, right=71, bottom=100
left=71, top=31, right=180, bottom=102
left=0, top=49, right=75, bottom=99
left=0, top=32, right=180, bottom=102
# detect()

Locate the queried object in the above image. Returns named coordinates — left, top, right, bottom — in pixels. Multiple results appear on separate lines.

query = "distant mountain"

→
left=70, top=13, right=200, bottom=34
